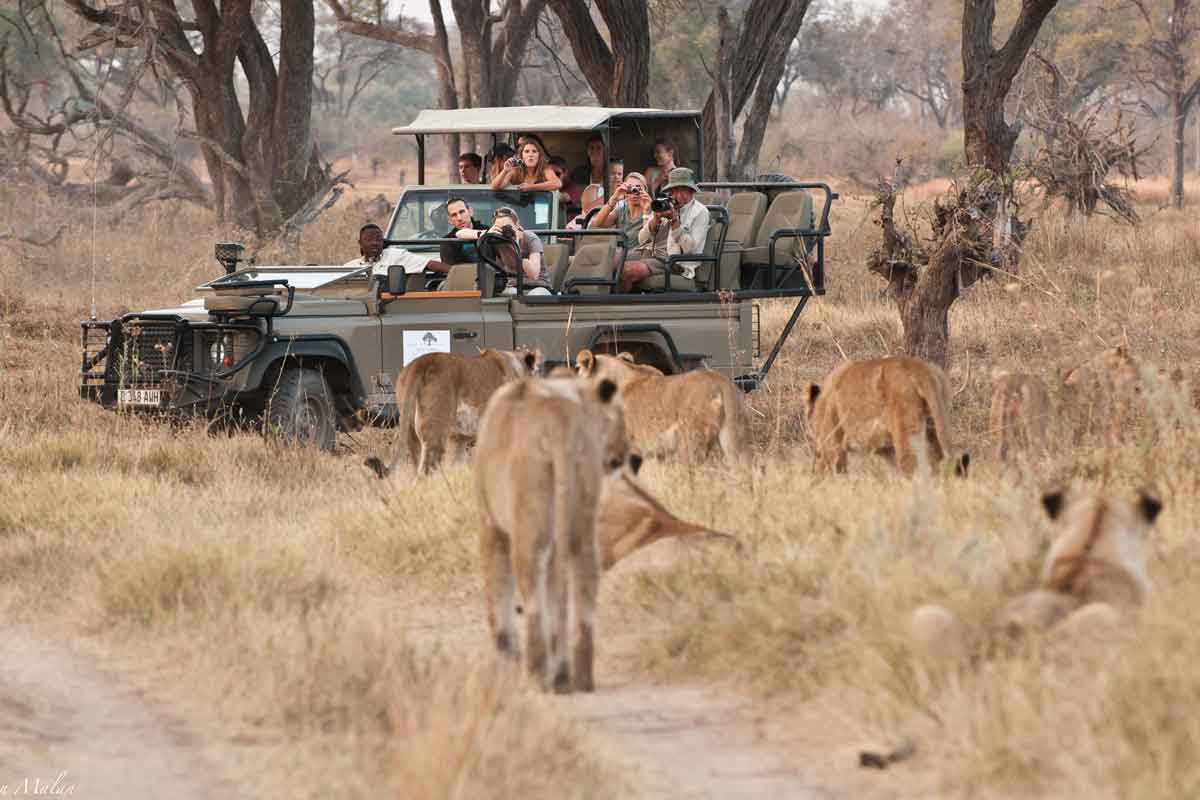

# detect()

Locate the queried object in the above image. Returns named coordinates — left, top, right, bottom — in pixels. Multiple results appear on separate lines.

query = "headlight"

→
left=208, top=332, right=250, bottom=370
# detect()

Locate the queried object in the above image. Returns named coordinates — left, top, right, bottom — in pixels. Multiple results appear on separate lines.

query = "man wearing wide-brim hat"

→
left=620, top=166, right=711, bottom=292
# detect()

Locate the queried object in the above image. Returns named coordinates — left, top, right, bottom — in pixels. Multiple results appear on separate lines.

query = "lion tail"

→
left=366, top=365, right=422, bottom=479
left=716, top=378, right=750, bottom=464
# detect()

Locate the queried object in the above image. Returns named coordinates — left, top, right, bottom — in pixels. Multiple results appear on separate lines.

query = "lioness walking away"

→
left=475, top=376, right=627, bottom=693
left=802, top=356, right=966, bottom=476
left=575, top=350, right=749, bottom=465
left=366, top=348, right=540, bottom=476
left=1061, top=345, right=1141, bottom=444
left=911, top=487, right=1162, bottom=662
left=990, top=371, right=1051, bottom=461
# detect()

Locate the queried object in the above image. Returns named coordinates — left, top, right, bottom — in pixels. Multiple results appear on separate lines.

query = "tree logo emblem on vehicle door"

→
left=422, top=332, right=437, bottom=346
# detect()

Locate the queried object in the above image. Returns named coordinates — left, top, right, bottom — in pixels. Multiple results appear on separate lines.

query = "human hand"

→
left=518, top=182, right=536, bottom=192
left=612, top=183, right=628, bottom=202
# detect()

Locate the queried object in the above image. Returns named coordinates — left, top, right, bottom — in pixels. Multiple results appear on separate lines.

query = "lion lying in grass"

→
left=366, top=348, right=540, bottom=476
left=802, top=356, right=967, bottom=476
left=475, top=374, right=627, bottom=693
left=911, top=487, right=1162, bottom=661
left=575, top=350, right=749, bottom=465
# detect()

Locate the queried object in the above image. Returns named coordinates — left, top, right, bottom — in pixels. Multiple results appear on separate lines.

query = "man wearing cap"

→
left=344, top=223, right=450, bottom=277
left=627, top=167, right=710, bottom=291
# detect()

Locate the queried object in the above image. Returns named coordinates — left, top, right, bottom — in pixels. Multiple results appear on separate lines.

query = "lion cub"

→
left=575, top=350, right=749, bottom=464
left=989, top=370, right=1052, bottom=461
left=911, top=488, right=1162, bottom=662
left=475, top=375, right=627, bottom=693
left=1062, top=345, right=1141, bottom=444
left=802, top=356, right=966, bottom=476
left=366, top=348, right=540, bottom=476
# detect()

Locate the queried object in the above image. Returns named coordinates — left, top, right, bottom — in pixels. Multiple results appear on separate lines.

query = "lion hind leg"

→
left=568, top=511, right=600, bottom=693
left=481, top=520, right=519, bottom=662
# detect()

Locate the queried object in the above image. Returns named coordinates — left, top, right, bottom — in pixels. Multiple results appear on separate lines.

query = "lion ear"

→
left=523, top=351, right=538, bottom=373
left=576, top=349, right=595, bottom=376
left=1136, top=490, right=1163, bottom=524
left=616, top=351, right=636, bottom=364
left=1114, top=344, right=1128, bottom=358
left=628, top=452, right=644, bottom=475
left=805, top=383, right=821, bottom=407
left=595, top=378, right=618, bottom=404
left=1042, top=489, right=1066, bottom=520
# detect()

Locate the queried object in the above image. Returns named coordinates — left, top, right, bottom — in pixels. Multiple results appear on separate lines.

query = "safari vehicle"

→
left=79, top=106, right=835, bottom=450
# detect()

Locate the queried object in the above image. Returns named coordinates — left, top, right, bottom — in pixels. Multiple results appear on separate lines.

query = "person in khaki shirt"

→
left=625, top=167, right=710, bottom=291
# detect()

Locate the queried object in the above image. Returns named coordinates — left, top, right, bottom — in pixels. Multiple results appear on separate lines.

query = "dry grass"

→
left=4, top=179, right=1200, bottom=797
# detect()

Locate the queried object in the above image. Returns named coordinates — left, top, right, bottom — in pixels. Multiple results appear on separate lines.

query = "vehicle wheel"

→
left=265, top=366, right=337, bottom=451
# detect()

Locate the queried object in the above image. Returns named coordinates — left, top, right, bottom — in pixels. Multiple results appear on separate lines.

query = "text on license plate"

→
left=118, top=388, right=162, bottom=407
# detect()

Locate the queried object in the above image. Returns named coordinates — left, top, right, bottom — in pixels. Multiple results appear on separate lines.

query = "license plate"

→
left=118, top=388, right=162, bottom=407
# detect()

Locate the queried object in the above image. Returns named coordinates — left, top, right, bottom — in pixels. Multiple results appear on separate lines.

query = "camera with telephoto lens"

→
left=650, top=196, right=673, bottom=213
left=500, top=224, right=516, bottom=240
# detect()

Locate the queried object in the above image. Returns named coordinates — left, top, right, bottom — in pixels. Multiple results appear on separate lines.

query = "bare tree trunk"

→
left=961, top=0, right=1059, bottom=175
left=429, top=0, right=461, bottom=181
left=700, top=0, right=801, bottom=174
left=1172, top=89, right=1186, bottom=209
left=548, top=0, right=649, bottom=105
left=733, top=0, right=811, bottom=178
left=714, top=6, right=734, bottom=180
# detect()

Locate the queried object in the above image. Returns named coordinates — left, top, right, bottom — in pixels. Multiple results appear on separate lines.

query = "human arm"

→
left=425, top=259, right=450, bottom=275
left=522, top=251, right=542, bottom=282
left=490, top=164, right=516, bottom=190
left=518, top=166, right=564, bottom=193
left=673, top=203, right=710, bottom=255
left=589, top=185, right=626, bottom=229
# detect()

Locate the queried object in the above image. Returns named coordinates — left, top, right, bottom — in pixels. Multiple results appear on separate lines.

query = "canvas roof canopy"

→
left=392, top=106, right=699, bottom=136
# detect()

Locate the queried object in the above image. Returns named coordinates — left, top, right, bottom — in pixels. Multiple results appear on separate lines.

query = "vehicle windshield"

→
left=386, top=188, right=555, bottom=249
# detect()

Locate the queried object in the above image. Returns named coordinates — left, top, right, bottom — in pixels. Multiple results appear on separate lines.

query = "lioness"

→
left=802, top=356, right=965, bottom=476
left=989, top=370, right=1051, bottom=461
left=1061, top=345, right=1140, bottom=444
left=911, top=488, right=1162, bottom=662
left=575, top=349, right=749, bottom=464
left=366, top=348, right=540, bottom=476
left=475, top=375, right=627, bottom=693
left=598, top=459, right=736, bottom=570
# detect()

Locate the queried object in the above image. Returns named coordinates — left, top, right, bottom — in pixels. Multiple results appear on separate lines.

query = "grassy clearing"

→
left=3, top=182, right=1200, bottom=796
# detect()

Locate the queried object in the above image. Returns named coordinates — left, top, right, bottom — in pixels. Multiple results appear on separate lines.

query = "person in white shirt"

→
left=626, top=167, right=710, bottom=291
left=343, top=223, right=450, bottom=277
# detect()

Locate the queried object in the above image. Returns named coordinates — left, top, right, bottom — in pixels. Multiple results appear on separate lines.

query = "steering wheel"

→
left=477, top=231, right=522, bottom=297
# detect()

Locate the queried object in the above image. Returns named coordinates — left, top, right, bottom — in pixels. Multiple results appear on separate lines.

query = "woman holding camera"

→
left=486, top=208, right=553, bottom=295
left=489, top=139, right=562, bottom=192
left=589, top=171, right=651, bottom=243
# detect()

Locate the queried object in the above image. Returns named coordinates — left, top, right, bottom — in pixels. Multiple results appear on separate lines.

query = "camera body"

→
left=650, top=196, right=674, bottom=214
left=627, top=184, right=642, bottom=195
left=506, top=156, right=522, bottom=169
left=500, top=224, right=517, bottom=240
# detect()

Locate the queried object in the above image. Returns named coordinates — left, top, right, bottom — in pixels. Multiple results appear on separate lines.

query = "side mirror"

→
left=387, top=265, right=407, bottom=295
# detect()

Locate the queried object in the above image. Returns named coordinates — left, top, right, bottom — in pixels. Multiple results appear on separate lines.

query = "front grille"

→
left=112, top=321, right=181, bottom=387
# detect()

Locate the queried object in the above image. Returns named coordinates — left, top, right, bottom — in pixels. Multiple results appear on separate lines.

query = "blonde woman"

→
left=490, top=139, right=562, bottom=193
left=590, top=171, right=651, bottom=244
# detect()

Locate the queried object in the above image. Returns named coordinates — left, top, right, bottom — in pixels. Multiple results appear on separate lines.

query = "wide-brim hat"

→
left=662, top=167, right=699, bottom=192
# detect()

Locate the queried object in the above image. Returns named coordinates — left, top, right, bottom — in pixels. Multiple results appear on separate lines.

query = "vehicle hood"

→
left=135, top=298, right=210, bottom=320
left=282, top=293, right=371, bottom=316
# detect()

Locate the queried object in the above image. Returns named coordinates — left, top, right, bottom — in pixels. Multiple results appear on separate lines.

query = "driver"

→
left=439, top=197, right=487, bottom=265
left=344, top=223, right=450, bottom=277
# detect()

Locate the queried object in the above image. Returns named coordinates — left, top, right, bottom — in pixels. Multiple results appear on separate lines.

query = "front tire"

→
left=265, top=366, right=337, bottom=451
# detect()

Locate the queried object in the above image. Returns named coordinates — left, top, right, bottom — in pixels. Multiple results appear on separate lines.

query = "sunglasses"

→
left=492, top=207, right=518, bottom=220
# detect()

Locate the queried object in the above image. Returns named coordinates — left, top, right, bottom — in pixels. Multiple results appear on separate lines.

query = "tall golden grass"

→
left=3, top=179, right=1200, bottom=796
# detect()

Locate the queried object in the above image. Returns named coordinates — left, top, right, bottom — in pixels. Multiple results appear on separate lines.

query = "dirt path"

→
left=400, top=585, right=918, bottom=800
left=0, top=626, right=222, bottom=799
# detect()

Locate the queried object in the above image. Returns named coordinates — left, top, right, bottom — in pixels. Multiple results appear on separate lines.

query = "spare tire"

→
left=753, top=172, right=799, bottom=206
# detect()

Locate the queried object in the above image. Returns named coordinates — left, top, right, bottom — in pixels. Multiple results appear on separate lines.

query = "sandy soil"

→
left=0, top=626, right=225, bottom=799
